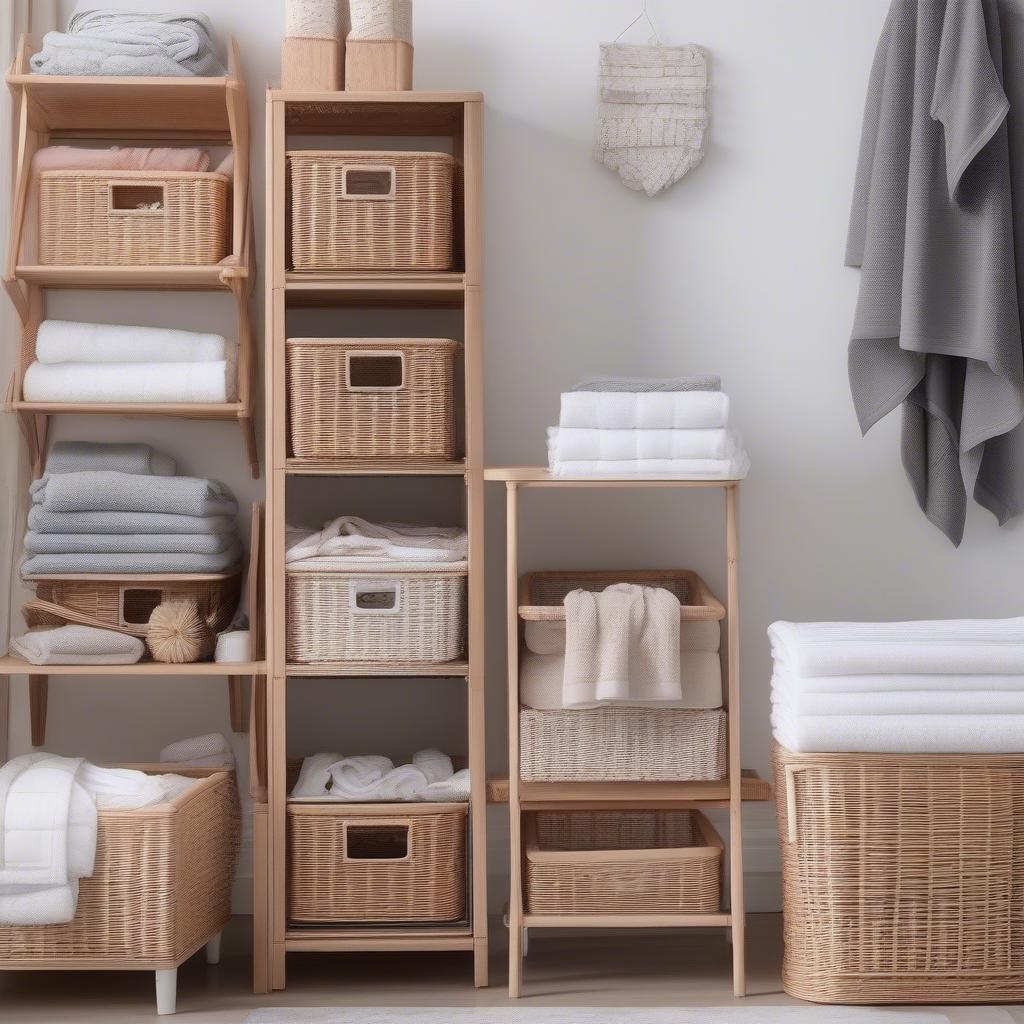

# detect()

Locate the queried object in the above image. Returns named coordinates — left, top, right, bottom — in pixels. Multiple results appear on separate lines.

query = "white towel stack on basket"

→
left=547, top=376, right=749, bottom=477
left=769, top=618, right=1024, bottom=753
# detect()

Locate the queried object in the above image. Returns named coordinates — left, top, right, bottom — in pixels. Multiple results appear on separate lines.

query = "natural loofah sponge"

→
left=147, top=601, right=216, bottom=664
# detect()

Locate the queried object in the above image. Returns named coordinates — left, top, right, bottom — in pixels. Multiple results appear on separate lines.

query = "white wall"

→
left=20, top=0, right=1018, bottom=911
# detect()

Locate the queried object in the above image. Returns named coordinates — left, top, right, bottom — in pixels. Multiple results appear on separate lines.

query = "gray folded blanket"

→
left=31, top=9, right=227, bottom=78
left=30, top=472, right=237, bottom=518
left=24, top=531, right=237, bottom=555
left=28, top=507, right=237, bottom=536
left=46, top=441, right=175, bottom=477
left=21, top=544, right=242, bottom=577
left=572, top=375, right=722, bottom=393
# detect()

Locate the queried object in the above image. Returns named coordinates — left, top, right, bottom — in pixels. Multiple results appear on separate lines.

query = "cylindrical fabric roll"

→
left=285, top=0, right=345, bottom=39
left=348, top=0, right=412, bottom=41
left=215, top=629, right=252, bottom=663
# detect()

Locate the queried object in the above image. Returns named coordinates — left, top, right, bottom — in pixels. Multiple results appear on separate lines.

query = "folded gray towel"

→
left=21, top=544, right=242, bottom=577
left=24, top=531, right=237, bottom=555
left=571, top=376, right=722, bottom=393
left=10, top=626, right=144, bottom=666
left=46, top=441, right=175, bottom=477
left=28, top=507, right=237, bottom=536
left=30, top=472, right=237, bottom=518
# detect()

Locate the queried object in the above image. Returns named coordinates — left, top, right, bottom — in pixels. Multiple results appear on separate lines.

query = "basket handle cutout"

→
left=346, top=351, right=406, bottom=392
left=341, top=165, right=397, bottom=200
left=109, top=183, right=166, bottom=214
left=121, top=587, right=164, bottom=626
left=349, top=580, right=402, bottom=615
left=343, top=823, right=411, bottom=862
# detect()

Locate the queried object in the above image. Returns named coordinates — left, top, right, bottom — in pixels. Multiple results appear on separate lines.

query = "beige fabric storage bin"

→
left=524, top=809, right=723, bottom=916
left=287, top=802, right=467, bottom=923
left=774, top=743, right=1024, bottom=1004
left=0, top=768, right=239, bottom=969
left=287, top=150, right=456, bottom=270
left=286, top=338, right=458, bottom=460
left=520, top=707, right=726, bottom=782
left=39, top=170, right=230, bottom=266
left=285, top=564, right=466, bottom=663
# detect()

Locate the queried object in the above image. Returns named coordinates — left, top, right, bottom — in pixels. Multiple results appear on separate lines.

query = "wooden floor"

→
left=0, top=914, right=1020, bottom=1022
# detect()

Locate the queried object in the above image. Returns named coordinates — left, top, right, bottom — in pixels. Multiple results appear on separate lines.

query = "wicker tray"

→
left=520, top=707, right=726, bottom=782
left=286, top=338, right=459, bottom=460
left=0, top=767, right=239, bottom=969
left=287, top=802, right=467, bottom=924
left=288, top=150, right=456, bottom=271
left=525, top=809, right=722, bottom=916
left=39, top=170, right=230, bottom=266
left=774, top=743, right=1024, bottom=1004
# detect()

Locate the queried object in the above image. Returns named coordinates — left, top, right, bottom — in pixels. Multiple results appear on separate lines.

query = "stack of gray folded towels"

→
left=22, top=441, right=241, bottom=577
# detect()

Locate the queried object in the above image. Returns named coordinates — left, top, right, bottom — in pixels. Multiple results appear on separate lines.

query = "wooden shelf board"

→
left=285, top=458, right=467, bottom=477
left=521, top=913, right=731, bottom=930
left=284, top=271, right=466, bottom=308
left=285, top=924, right=474, bottom=953
left=8, top=73, right=237, bottom=137
left=15, top=264, right=245, bottom=290
left=0, top=655, right=266, bottom=677
left=485, top=467, right=741, bottom=487
left=514, top=771, right=772, bottom=808
left=274, top=91, right=481, bottom=136
left=286, top=659, right=470, bottom=678
left=13, top=400, right=246, bottom=421
left=272, top=90, right=484, bottom=104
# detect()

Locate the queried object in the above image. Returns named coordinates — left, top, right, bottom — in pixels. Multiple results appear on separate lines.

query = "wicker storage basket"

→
left=774, top=743, right=1024, bottom=1004
left=524, top=809, right=723, bottom=916
left=39, top=170, right=230, bottom=266
left=286, top=564, right=466, bottom=664
left=29, top=571, right=242, bottom=638
left=519, top=568, right=726, bottom=624
left=288, top=150, right=456, bottom=270
left=287, top=803, right=467, bottom=923
left=286, top=338, right=459, bottom=460
left=520, top=707, right=726, bottom=782
left=0, top=767, right=239, bottom=969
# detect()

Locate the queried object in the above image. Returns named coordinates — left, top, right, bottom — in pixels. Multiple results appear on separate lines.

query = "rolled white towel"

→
left=24, top=360, right=236, bottom=404
left=215, top=630, right=252, bottom=663
left=160, top=733, right=233, bottom=767
left=412, top=748, right=453, bottom=785
left=36, top=321, right=235, bottom=366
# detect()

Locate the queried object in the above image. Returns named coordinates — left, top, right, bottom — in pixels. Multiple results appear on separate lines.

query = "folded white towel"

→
left=290, top=750, right=470, bottom=802
left=563, top=584, right=682, bottom=708
left=772, top=686, right=1024, bottom=718
left=525, top=616, right=719, bottom=656
left=559, top=390, right=730, bottom=430
left=550, top=454, right=751, bottom=479
left=77, top=763, right=167, bottom=810
left=286, top=516, right=468, bottom=566
left=36, top=320, right=235, bottom=367
left=10, top=626, right=144, bottom=666
left=159, top=733, right=233, bottom=767
left=413, top=749, right=453, bottom=785
left=290, top=752, right=342, bottom=798
left=548, top=426, right=742, bottom=462
left=771, top=672, right=1024, bottom=694
left=328, top=756, right=427, bottom=801
left=772, top=709, right=1024, bottom=754
left=24, top=360, right=236, bottom=404
left=420, top=768, right=470, bottom=802
left=769, top=618, right=1024, bottom=678
left=521, top=648, right=722, bottom=710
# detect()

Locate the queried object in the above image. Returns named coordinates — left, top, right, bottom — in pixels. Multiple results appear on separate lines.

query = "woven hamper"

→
left=524, top=809, right=723, bottom=916
left=286, top=564, right=466, bottom=663
left=29, top=571, right=242, bottom=638
left=287, top=803, right=467, bottom=923
left=520, top=707, right=726, bottom=782
left=0, top=767, right=238, bottom=973
left=286, top=338, right=458, bottom=460
left=287, top=150, right=456, bottom=270
left=39, top=170, right=230, bottom=266
left=774, top=743, right=1024, bottom=1004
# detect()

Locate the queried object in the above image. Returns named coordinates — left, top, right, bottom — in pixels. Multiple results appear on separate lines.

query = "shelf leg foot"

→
left=29, top=674, right=47, bottom=747
left=473, top=937, right=488, bottom=988
left=155, top=968, right=177, bottom=1015
left=205, top=931, right=222, bottom=965
left=271, top=942, right=286, bottom=991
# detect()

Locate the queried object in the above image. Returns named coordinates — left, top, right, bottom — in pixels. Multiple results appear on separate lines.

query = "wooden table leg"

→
left=228, top=675, right=248, bottom=733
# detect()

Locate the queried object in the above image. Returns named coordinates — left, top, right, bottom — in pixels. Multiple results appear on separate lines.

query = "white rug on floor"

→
left=245, top=1009, right=950, bottom=1024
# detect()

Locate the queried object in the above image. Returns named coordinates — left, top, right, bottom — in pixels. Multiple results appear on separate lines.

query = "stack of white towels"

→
left=770, top=618, right=1024, bottom=753
left=24, top=321, right=238, bottom=405
left=547, top=375, right=750, bottom=477
left=291, top=749, right=470, bottom=803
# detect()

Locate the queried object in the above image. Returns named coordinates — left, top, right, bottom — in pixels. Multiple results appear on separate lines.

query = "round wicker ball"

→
left=146, top=601, right=216, bottom=664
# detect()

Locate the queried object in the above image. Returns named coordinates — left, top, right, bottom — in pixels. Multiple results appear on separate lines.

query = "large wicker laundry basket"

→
left=774, top=743, right=1024, bottom=1004
left=39, top=170, right=230, bottom=266
left=288, top=150, right=456, bottom=270
left=0, top=767, right=239, bottom=969
left=524, top=809, right=723, bottom=916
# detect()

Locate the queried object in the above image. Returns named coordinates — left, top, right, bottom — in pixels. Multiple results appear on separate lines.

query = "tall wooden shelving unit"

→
left=486, top=469, right=771, bottom=998
left=0, top=38, right=264, bottom=746
left=259, top=90, right=488, bottom=991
